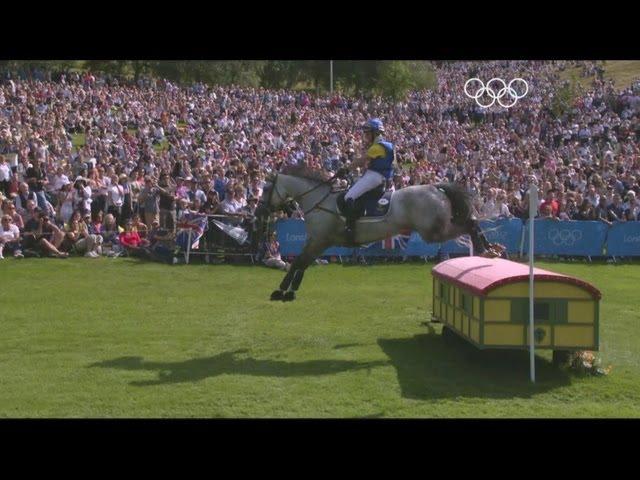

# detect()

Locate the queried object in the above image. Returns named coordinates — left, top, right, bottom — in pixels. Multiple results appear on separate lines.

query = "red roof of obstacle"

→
left=431, top=256, right=601, bottom=299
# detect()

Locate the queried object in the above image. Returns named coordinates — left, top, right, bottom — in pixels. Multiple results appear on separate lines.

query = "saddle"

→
left=336, top=185, right=392, bottom=219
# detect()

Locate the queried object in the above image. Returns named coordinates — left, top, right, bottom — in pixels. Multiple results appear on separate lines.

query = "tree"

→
left=405, top=61, right=437, bottom=90
left=260, top=61, right=304, bottom=89
left=552, top=73, right=579, bottom=117
left=301, top=60, right=331, bottom=93
left=375, top=61, right=414, bottom=99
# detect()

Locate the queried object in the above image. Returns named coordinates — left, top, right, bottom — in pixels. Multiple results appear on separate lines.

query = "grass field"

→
left=560, top=60, right=640, bottom=90
left=1, top=258, right=639, bottom=418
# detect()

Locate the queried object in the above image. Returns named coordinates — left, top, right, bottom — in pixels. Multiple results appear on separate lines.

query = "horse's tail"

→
left=435, top=183, right=472, bottom=226
left=435, top=183, right=505, bottom=257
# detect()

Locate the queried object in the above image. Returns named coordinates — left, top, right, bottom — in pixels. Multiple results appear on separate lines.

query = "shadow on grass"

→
left=88, top=349, right=388, bottom=387
left=378, top=332, right=572, bottom=400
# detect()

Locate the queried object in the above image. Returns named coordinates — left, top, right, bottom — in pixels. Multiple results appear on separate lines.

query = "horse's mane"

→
left=280, top=165, right=333, bottom=183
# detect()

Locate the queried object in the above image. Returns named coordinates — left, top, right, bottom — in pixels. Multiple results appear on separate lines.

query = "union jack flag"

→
left=365, top=230, right=412, bottom=251
left=176, top=212, right=209, bottom=250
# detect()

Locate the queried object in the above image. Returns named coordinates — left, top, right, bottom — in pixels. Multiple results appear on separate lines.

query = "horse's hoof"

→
left=270, top=290, right=284, bottom=301
left=282, top=291, right=296, bottom=302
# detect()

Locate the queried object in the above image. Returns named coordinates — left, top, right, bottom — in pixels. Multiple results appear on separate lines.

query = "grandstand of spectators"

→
left=0, top=60, right=638, bottom=260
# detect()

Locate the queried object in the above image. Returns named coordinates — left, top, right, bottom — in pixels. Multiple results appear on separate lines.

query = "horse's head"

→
left=256, top=172, right=292, bottom=218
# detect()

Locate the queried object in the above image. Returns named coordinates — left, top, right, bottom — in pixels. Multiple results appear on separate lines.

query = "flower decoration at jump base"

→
left=567, top=351, right=612, bottom=376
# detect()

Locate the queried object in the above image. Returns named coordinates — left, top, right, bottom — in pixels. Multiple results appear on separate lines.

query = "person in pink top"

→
left=119, top=220, right=143, bottom=256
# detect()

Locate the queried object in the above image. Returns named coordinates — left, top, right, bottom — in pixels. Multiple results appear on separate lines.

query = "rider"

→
left=343, top=118, right=395, bottom=243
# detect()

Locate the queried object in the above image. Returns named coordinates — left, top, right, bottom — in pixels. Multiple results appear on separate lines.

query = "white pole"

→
left=528, top=183, right=539, bottom=383
left=330, top=60, right=333, bottom=94
left=186, top=228, right=192, bottom=265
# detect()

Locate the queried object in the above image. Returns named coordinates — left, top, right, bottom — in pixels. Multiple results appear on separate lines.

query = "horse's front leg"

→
left=270, top=241, right=327, bottom=302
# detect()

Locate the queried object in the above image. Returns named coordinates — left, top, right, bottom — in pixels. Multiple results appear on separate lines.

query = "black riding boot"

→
left=344, top=198, right=357, bottom=245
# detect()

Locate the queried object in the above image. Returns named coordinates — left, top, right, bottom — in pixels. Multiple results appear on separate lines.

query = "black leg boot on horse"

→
left=270, top=248, right=322, bottom=302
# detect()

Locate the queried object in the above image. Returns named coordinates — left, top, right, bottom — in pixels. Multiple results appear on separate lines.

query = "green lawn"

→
left=560, top=60, right=640, bottom=91
left=71, top=133, right=86, bottom=150
left=1, top=258, right=639, bottom=418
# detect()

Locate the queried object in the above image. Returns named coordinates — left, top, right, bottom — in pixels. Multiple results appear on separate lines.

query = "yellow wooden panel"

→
left=470, top=319, right=480, bottom=343
left=525, top=325, right=552, bottom=347
left=484, top=300, right=511, bottom=322
left=463, top=316, right=469, bottom=338
left=568, top=301, right=594, bottom=324
left=484, top=325, right=524, bottom=346
left=447, top=305, right=453, bottom=324
left=473, top=297, right=480, bottom=318
left=554, top=326, right=595, bottom=348
left=489, top=282, right=592, bottom=299
left=449, top=287, right=455, bottom=304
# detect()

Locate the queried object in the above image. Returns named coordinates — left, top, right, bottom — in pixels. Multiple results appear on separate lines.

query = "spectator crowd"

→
left=1, top=60, right=639, bottom=261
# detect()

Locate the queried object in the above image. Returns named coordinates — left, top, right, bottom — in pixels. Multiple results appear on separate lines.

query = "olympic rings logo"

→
left=548, top=228, right=582, bottom=246
left=464, top=78, right=529, bottom=108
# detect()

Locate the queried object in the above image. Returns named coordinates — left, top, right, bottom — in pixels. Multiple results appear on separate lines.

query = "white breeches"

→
left=345, top=170, right=385, bottom=201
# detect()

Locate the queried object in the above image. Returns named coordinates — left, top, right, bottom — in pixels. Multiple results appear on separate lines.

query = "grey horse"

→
left=256, top=166, right=503, bottom=302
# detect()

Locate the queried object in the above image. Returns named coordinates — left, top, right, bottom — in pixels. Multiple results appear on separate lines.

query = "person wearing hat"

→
left=341, top=118, right=395, bottom=244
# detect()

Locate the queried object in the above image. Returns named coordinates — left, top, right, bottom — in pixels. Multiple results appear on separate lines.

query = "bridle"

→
left=257, top=172, right=285, bottom=215
left=258, top=171, right=341, bottom=217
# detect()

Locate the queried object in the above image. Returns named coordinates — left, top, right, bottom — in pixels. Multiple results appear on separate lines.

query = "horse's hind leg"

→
left=465, top=218, right=505, bottom=257
left=466, top=218, right=490, bottom=254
